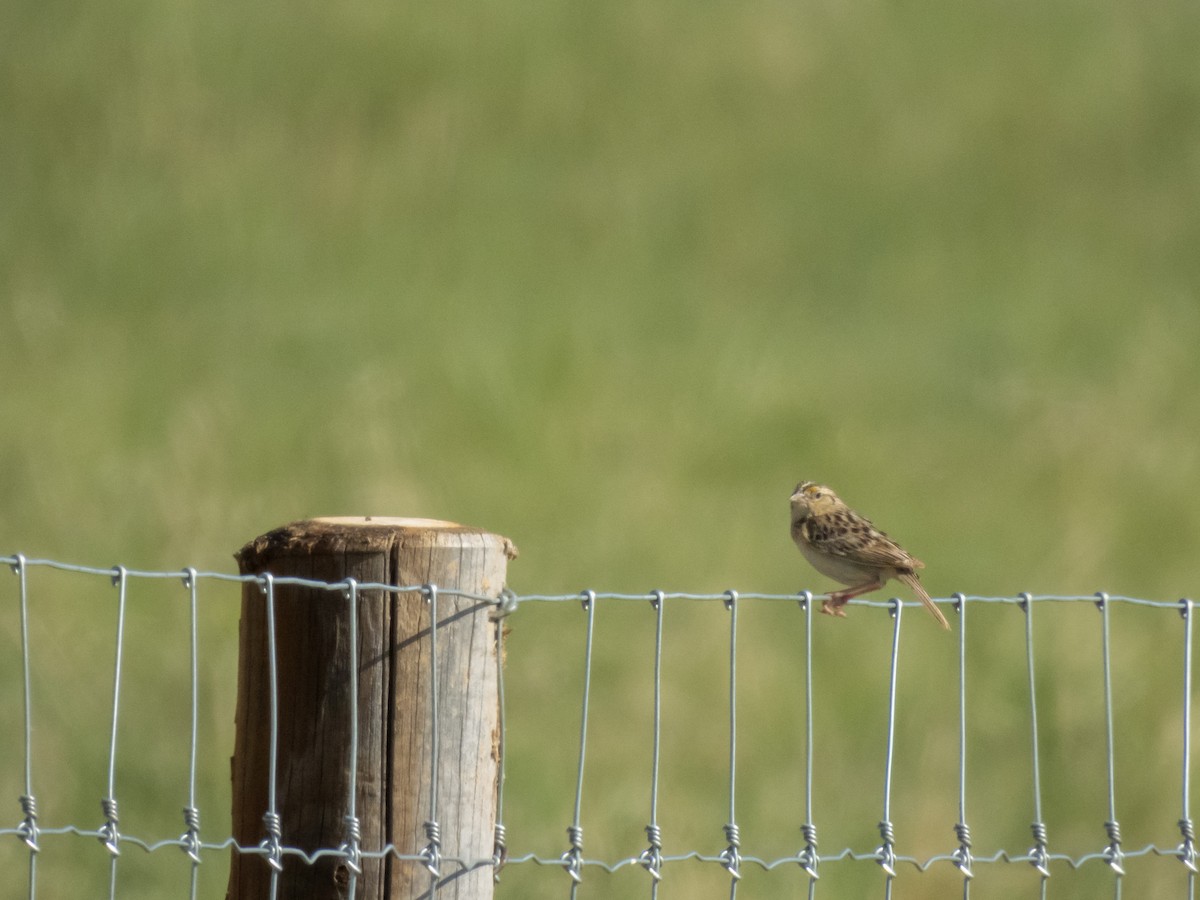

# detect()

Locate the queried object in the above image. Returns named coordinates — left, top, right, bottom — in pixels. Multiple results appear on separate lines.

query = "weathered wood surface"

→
left=227, top=517, right=516, bottom=900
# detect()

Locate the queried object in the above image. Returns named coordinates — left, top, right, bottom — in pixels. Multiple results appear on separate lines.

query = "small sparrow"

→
left=790, top=481, right=949, bottom=629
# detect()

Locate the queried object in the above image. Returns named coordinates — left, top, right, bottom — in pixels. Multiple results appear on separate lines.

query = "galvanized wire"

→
left=259, top=573, right=283, bottom=900
left=340, top=579, right=363, bottom=897
left=493, top=609, right=510, bottom=883
left=12, top=555, right=38, bottom=900
left=1180, top=599, right=1198, bottom=898
left=1096, top=592, right=1125, bottom=894
left=875, top=598, right=903, bottom=897
left=6, top=555, right=1200, bottom=894
left=421, top=584, right=443, bottom=896
left=562, top=590, right=596, bottom=897
left=1020, top=591, right=1051, bottom=895
left=638, top=590, right=666, bottom=896
left=100, top=567, right=129, bottom=900
left=181, top=568, right=202, bottom=899
left=721, top=590, right=741, bottom=899
left=953, top=592, right=973, bottom=895
left=798, top=590, right=819, bottom=894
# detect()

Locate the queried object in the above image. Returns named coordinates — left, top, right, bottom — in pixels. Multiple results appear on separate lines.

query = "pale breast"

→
left=794, top=526, right=873, bottom=586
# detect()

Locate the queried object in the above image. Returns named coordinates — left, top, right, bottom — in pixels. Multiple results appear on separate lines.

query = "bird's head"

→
left=789, top=481, right=841, bottom=519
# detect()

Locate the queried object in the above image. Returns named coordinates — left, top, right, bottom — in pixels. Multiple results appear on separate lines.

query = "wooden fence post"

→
left=227, top=517, right=517, bottom=899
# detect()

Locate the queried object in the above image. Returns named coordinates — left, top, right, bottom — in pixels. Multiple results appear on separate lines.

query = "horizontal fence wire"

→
left=2, top=554, right=1198, bottom=897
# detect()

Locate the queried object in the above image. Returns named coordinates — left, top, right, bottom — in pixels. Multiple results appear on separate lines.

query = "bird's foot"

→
left=821, top=596, right=848, bottom=618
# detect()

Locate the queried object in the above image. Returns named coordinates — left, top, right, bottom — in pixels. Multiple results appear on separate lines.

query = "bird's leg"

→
left=821, top=578, right=883, bottom=617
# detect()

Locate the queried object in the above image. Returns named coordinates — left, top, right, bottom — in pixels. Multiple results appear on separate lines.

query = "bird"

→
left=789, top=481, right=949, bottom=629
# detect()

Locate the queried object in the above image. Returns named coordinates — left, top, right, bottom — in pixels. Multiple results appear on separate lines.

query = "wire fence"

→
left=2, top=554, right=1198, bottom=899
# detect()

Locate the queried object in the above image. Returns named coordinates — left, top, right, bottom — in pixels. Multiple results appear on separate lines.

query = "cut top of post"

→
left=236, top=517, right=519, bottom=571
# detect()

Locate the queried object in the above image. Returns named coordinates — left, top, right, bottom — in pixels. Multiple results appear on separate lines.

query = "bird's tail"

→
left=898, top=572, right=950, bottom=630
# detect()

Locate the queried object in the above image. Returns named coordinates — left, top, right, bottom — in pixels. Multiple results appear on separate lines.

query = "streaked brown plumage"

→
left=790, top=481, right=949, bottom=629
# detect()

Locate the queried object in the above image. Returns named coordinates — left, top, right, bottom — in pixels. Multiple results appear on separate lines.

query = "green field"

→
left=3, top=0, right=1200, bottom=896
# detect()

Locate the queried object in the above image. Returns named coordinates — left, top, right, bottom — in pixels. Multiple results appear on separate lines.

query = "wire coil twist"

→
left=1103, top=819, right=1125, bottom=875
left=561, top=824, right=584, bottom=883
left=492, top=822, right=508, bottom=869
left=798, top=822, right=819, bottom=879
left=639, top=823, right=664, bottom=882
left=17, top=794, right=39, bottom=852
left=338, top=814, right=362, bottom=876
left=99, top=796, right=121, bottom=856
left=953, top=821, right=974, bottom=879
left=1028, top=821, right=1050, bottom=877
left=180, top=806, right=201, bottom=864
left=421, top=819, right=443, bottom=877
left=720, top=822, right=742, bottom=880
left=1179, top=818, right=1198, bottom=873
left=875, top=820, right=897, bottom=877
left=260, top=810, right=284, bottom=872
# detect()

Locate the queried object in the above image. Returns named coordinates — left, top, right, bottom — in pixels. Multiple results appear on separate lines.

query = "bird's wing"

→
left=806, top=511, right=918, bottom=570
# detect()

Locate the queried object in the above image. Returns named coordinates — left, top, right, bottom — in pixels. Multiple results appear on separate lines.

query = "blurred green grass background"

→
left=2, top=0, right=1200, bottom=895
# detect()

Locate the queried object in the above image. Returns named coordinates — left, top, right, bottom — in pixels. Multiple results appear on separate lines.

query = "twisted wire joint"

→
left=420, top=819, right=443, bottom=878
left=720, top=822, right=742, bottom=880
left=639, top=822, right=664, bottom=882
left=260, top=810, right=284, bottom=873
left=1179, top=818, right=1198, bottom=873
left=952, top=821, right=974, bottom=879
left=1028, top=820, right=1050, bottom=877
left=561, top=824, right=584, bottom=884
left=1103, top=819, right=1125, bottom=875
left=492, top=823, right=508, bottom=883
left=338, top=814, right=363, bottom=877
left=493, top=588, right=519, bottom=619
left=99, top=796, right=121, bottom=856
left=180, top=805, right=202, bottom=864
left=875, top=820, right=896, bottom=877
left=17, top=794, right=39, bottom=853
left=798, top=821, right=819, bottom=880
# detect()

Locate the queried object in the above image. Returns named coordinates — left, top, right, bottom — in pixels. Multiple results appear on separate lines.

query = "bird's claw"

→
left=821, top=598, right=848, bottom=618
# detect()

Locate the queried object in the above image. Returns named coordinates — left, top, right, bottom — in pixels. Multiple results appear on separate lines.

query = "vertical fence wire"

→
left=493, top=603, right=510, bottom=884
left=12, top=556, right=39, bottom=900
left=11, top=563, right=1200, bottom=891
left=1180, top=599, right=1197, bottom=897
left=639, top=591, right=666, bottom=895
left=1021, top=592, right=1050, bottom=898
left=258, top=574, right=282, bottom=900
left=798, top=591, right=819, bottom=897
left=340, top=579, right=363, bottom=899
left=101, top=567, right=129, bottom=900
left=953, top=594, right=973, bottom=896
left=876, top=599, right=903, bottom=899
left=1096, top=594, right=1124, bottom=895
left=181, top=569, right=202, bottom=899
left=422, top=584, right=443, bottom=896
left=562, top=591, right=596, bottom=897
left=720, top=591, right=741, bottom=898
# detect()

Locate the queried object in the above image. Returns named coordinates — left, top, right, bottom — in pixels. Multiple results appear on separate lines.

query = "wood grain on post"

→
left=227, top=517, right=517, bottom=900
